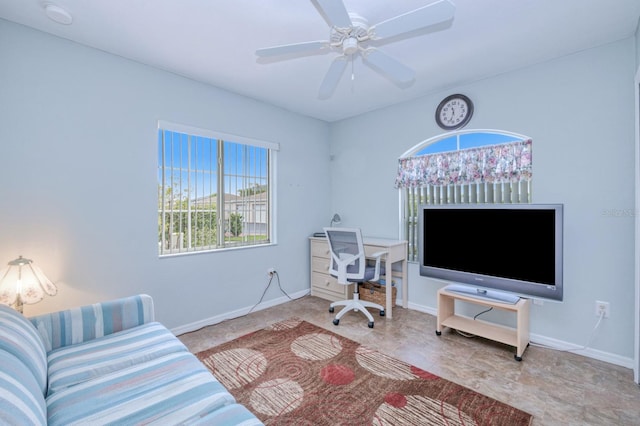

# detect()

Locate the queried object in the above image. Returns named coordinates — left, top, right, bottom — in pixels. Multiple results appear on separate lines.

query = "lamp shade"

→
left=0, top=256, right=57, bottom=311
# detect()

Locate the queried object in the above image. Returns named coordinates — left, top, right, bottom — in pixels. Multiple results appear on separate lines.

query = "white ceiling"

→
left=2, top=0, right=639, bottom=122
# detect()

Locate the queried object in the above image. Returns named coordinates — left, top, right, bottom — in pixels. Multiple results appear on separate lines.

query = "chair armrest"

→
left=28, top=294, right=155, bottom=352
left=368, top=251, right=388, bottom=282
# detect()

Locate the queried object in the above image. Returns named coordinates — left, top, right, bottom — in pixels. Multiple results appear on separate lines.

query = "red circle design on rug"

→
left=383, top=392, right=407, bottom=408
left=320, top=364, right=355, bottom=385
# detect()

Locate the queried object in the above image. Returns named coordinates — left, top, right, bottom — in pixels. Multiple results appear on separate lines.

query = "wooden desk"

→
left=309, top=236, right=408, bottom=319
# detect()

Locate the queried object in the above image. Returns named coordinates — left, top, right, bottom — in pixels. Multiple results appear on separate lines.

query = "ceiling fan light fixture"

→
left=44, top=4, right=73, bottom=25
left=342, top=37, right=358, bottom=55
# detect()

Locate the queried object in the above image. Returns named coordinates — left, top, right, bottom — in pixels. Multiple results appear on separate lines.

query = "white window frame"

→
left=158, top=120, right=279, bottom=257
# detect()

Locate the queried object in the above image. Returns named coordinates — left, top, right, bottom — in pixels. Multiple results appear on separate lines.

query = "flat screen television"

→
left=419, top=203, right=563, bottom=302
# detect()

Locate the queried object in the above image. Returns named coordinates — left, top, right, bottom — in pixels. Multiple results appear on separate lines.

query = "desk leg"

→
left=385, top=258, right=393, bottom=319
left=401, top=259, right=408, bottom=310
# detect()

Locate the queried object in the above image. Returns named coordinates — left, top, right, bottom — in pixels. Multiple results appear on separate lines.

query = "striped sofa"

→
left=0, top=294, right=262, bottom=425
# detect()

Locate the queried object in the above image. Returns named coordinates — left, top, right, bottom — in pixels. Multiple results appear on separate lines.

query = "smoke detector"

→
left=44, top=4, right=73, bottom=25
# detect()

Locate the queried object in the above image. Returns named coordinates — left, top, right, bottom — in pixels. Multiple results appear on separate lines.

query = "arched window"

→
left=396, top=130, right=532, bottom=262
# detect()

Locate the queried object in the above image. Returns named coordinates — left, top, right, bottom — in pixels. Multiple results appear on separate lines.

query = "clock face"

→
left=436, top=94, right=474, bottom=130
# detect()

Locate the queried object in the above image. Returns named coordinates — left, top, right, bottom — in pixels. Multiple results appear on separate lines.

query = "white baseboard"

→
left=529, top=333, right=634, bottom=369
left=170, top=289, right=310, bottom=336
left=408, top=301, right=437, bottom=317
left=408, top=301, right=634, bottom=370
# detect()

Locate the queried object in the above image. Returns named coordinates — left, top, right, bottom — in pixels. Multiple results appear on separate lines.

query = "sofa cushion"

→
left=47, top=321, right=188, bottom=394
left=0, top=304, right=47, bottom=394
left=0, top=350, right=47, bottom=425
left=29, top=294, right=155, bottom=352
left=46, top=351, right=237, bottom=425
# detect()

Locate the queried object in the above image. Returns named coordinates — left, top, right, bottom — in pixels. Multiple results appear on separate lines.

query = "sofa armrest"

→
left=28, top=294, right=155, bottom=352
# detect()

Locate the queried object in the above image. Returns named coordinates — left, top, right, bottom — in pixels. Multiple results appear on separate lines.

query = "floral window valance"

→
left=395, top=139, right=532, bottom=188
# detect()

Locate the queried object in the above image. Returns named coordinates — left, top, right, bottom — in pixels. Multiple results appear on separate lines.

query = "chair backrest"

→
left=323, top=228, right=365, bottom=284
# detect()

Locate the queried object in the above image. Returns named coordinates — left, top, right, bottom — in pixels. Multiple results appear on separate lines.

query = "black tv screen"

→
left=419, top=204, right=563, bottom=302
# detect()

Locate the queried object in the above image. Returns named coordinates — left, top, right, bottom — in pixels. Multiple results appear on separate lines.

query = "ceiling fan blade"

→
left=363, top=49, right=415, bottom=84
left=318, top=56, right=348, bottom=100
left=256, top=41, right=328, bottom=57
left=371, top=0, right=456, bottom=40
left=314, top=0, right=352, bottom=28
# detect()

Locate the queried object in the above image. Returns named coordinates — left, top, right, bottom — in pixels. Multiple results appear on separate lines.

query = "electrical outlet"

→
left=595, top=301, right=610, bottom=318
left=267, top=268, right=276, bottom=277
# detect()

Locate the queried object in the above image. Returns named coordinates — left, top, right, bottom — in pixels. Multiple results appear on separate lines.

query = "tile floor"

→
left=178, top=295, right=640, bottom=425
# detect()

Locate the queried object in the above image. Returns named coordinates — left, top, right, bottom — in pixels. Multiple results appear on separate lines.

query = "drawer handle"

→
left=325, top=281, right=330, bottom=286
left=325, top=250, right=330, bottom=255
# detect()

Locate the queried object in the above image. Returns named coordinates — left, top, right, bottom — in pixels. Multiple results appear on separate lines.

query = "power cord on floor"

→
left=247, top=271, right=291, bottom=315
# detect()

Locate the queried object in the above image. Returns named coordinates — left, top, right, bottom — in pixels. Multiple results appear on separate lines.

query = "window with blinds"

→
left=396, top=131, right=532, bottom=262
left=157, top=121, right=278, bottom=256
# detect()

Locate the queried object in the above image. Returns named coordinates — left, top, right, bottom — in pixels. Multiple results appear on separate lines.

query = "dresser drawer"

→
left=311, top=256, right=331, bottom=274
left=309, top=237, right=351, bottom=301
left=310, top=240, right=331, bottom=258
left=311, top=272, right=349, bottom=295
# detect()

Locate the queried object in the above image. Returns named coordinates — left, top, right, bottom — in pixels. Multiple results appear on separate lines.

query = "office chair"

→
left=323, top=227, right=387, bottom=328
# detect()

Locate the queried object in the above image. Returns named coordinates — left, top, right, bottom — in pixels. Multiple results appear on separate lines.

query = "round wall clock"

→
left=435, top=94, right=474, bottom=130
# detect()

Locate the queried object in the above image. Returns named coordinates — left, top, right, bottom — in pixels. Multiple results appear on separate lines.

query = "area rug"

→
left=196, top=318, right=533, bottom=425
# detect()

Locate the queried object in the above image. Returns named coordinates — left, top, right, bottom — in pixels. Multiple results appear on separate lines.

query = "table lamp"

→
left=330, top=213, right=341, bottom=227
left=0, top=256, right=57, bottom=313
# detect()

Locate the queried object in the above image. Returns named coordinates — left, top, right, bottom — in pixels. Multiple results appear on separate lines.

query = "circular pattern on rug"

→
left=249, top=378, right=304, bottom=416
left=291, top=332, right=343, bottom=361
left=320, top=364, right=355, bottom=385
left=201, top=348, right=267, bottom=389
left=317, top=389, right=371, bottom=424
left=355, top=346, right=424, bottom=380
left=267, top=318, right=303, bottom=331
left=276, top=356, right=319, bottom=390
left=372, top=394, right=476, bottom=425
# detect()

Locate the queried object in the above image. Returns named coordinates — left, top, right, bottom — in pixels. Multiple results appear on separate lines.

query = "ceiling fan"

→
left=256, top=0, right=456, bottom=100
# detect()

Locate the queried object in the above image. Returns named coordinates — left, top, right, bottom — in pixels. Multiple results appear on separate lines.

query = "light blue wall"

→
left=330, top=38, right=637, bottom=359
left=2, top=17, right=638, bottom=361
left=636, top=17, right=640, bottom=67
left=0, top=19, right=331, bottom=329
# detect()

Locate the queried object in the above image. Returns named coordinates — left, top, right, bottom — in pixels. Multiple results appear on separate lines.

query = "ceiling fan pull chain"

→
left=351, top=56, right=356, bottom=94
left=351, top=56, right=355, bottom=81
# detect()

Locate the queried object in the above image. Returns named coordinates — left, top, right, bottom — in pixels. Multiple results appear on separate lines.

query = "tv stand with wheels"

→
left=436, top=286, right=531, bottom=361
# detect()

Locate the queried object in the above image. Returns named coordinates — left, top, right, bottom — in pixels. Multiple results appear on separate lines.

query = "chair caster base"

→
left=333, top=319, right=340, bottom=326
left=435, top=330, right=442, bottom=336
left=379, top=310, right=385, bottom=317
left=329, top=307, right=334, bottom=313
left=368, top=321, right=374, bottom=328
